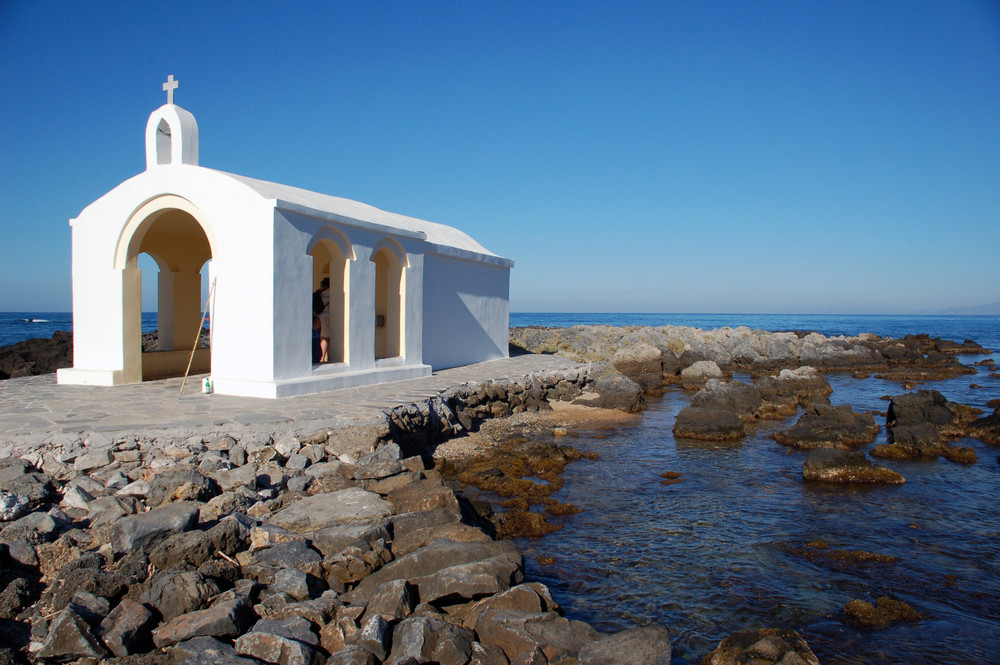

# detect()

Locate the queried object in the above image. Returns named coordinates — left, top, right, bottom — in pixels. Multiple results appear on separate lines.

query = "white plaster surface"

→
left=58, top=100, right=512, bottom=398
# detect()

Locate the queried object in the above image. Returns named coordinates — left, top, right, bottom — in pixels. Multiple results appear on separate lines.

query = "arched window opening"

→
left=156, top=119, right=172, bottom=165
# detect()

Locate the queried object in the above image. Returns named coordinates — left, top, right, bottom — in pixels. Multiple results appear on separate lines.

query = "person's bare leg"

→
left=320, top=337, right=330, bottom=363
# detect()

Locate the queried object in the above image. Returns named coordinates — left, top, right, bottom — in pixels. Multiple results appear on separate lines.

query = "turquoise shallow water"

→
left=506, top=313, right=1000, bottom=664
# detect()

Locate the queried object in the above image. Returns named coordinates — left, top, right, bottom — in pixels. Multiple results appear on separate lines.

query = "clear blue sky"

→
left=2, top=1, right=998, bottom=314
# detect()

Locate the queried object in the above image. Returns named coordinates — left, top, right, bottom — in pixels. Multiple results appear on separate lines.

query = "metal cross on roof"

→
left=163, top=75, right=179, bottom=105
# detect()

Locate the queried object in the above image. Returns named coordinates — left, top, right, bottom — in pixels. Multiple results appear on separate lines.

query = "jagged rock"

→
left=148, top=516, right=248, bottom=569
left=578, top=362, right=644, bottom=413
left=773, top=404, right=879, bottom=449
left=475, top=610, right=599, bottom=663
left=362, top=579, right=416, bottom=624
left=803, top=448, right=905, bottom=484
left=235, top=616, right=323, bottom=665
left=67, top=590, right=110, bottom=625
left=0, top=576, right=33, bottom=621
left=140, top=570, right=220, bottom=623
left=755, top=366, right=832, bottom=416
left=690, top=379, right=763, bottom=417
left=673, top=407, right=744, bottom=441
left=386, top=615, right=475, bottom=665
left=172, top=636, right=263, bottom=665
left=99, top=598, right=154, bottom=656
left=60, top=485, right=95, bottom=510
left=702, top=627, right=820, bottom=665
left=36, top=606, right=107, bottom=660
left=74, top=449, right=112, bottom=472
left=390, top=508, right=461, bottom=541
left=0, top=468, right=56, bottom=507
left=413, top=555, right=522, bottom=604
left=681, top=360, right=724, bottom=383
left=146, top=468, right=220, bottom=506
left=468, top=641, right=511, bottom=665
left=0, top=509, right=60, bottom=546
left=0, top=491, right=29, bottom=522
left=346, top=614, right=391, bottom=661
left=387, top=477, right=461, bottom=514
left=44, top=561, right=129, bottom=611
left=463, top=584, right=558, bottom=631
left=255, top=591, right=341, bottom=624
left=152, top=597, right=253, bottom=648
left=350, top=539, right=522, bottom=604
left=271, top=567, right=325, bottom=601
left=111, top=501, right=200, bottom=554
left=577, top=626, right=672, bottom=665
left=212, top=464, right=259, bottom=492
left=967, top=409, right=1000, bottom=445
left=886, top=390, right=952, bottom=431
left=511, top=646, right=547, bottom=664
left=251, top=540, right=323, bottom=572
left=326, top=645, right=379, bottom=665
left=266, top=488, right=394, bottom=533
left=392, top=521, right=492, bottom=558
left=611, top=343, right=663, bottom=391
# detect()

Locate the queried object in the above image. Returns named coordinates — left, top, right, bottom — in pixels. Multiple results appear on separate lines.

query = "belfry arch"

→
left=307, top=228, right=354, bottom=365
left=371, top=239, right=407, bottom=360
left=116, top=195, right=216, bottom=382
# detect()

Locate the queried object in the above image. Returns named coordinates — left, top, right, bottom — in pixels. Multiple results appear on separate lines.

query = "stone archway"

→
left=116, top=196, right=215, bottom=381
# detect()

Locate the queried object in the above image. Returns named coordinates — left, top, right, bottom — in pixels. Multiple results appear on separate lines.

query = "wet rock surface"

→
left=773, top=404, right=880, bottom=450
left=843, top=596, right=922, bottom=631
left=701, top=627, right=820, bottom=665
left=802, top=448, right=905, bottom=484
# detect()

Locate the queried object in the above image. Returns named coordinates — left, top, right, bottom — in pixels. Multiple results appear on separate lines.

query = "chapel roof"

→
left=216, top=170, right=510, bottom=265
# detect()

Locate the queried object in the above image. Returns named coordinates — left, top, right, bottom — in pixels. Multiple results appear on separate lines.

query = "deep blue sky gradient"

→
left=2, top=1, right=998, bottom=313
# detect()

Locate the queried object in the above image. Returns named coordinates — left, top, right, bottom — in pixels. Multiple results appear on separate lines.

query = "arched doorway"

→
left=309, top=235, right=351, bottom=364
left=116, top=197, right=215, bottom=382
left=372, top=242, right=405, bottom=360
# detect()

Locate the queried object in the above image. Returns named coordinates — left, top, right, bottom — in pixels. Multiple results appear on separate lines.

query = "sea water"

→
left=4, top=311, right=999, bottom=662
left=0, top=312, right=157, bottom=348
left=507, top=313, right=1000, bottom=664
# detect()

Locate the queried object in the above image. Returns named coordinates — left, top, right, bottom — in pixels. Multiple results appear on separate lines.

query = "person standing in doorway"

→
left=318, top=277, right=331, bottom=363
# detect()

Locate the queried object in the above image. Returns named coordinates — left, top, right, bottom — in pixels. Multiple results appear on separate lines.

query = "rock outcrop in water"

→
left=773, top=404, right=880, bottom=450
left=510, top=325, right=986, bottom=387
left=802, top=448, right=905, bottom=484
left=702, top=627, right=820, bottom=665
left=871, top=390, right=981, bottom=463
left=673, top=369, right=834, bottom=441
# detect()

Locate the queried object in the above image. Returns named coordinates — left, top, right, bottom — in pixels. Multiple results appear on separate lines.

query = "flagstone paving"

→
left=0, top=354, right=585, bottom=441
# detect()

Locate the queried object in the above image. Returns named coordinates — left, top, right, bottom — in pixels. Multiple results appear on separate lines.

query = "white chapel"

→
left=57, top=77, right=513, bottom=398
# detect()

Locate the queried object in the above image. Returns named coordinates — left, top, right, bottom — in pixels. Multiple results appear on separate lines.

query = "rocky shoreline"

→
left=1, top=324, right=997, bottom=664
left=0, top=363, right=825, bottom=665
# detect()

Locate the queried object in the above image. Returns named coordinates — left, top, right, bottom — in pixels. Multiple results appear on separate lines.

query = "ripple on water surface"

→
left=514, top=374, right=1000, bottom=665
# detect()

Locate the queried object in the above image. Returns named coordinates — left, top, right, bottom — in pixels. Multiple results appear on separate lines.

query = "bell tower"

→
left=145, top=75, right=199, bottom=170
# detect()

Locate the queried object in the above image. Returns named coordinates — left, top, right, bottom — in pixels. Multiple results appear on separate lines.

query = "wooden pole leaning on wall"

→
left=180, top=277, right=217, bottom=394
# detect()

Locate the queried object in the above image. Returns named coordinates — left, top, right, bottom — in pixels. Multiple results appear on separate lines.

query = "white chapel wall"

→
left=422, top=253, right=510, bottom=370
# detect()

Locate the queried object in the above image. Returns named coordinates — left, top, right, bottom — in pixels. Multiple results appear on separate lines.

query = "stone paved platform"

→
left=0, top=354, right=585, bottom=440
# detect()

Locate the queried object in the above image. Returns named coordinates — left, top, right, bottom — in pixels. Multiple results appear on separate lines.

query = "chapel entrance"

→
left=310, top=239, right=349, bottom=364
left=120, top=205, right=213, bottom=381
left=373, top=246, right=403, bottom=359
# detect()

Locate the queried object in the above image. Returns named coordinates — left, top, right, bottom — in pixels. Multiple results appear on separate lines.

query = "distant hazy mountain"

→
left=935, top=301, right=1000, bottom=315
